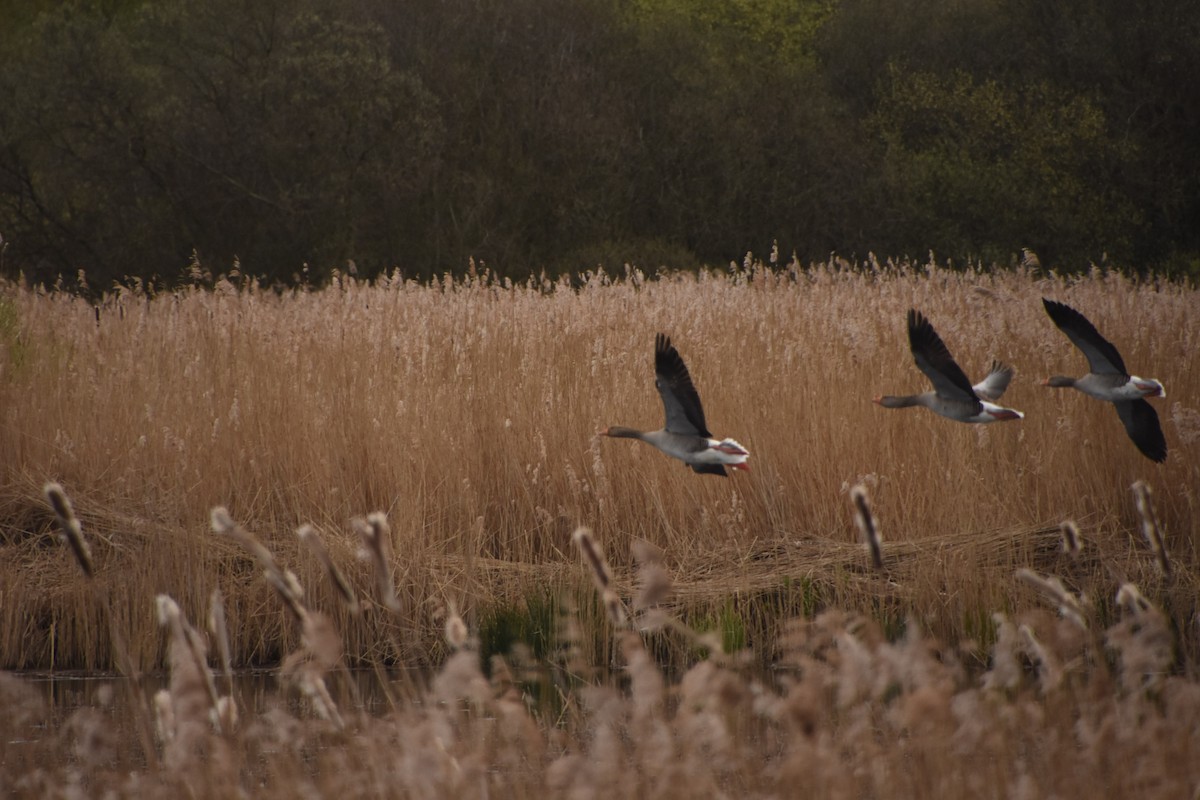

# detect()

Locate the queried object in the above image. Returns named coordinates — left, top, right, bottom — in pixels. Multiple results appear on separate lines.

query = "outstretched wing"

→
left=654, top=333, right=711, bottom=437
left=907, top=310, right=979, bottom=404
left=1042, top=299, right=1128, bottom=376
left=1114, top=400, right=1167, bottom=463
left=973, top=360, right=1014, bottom=401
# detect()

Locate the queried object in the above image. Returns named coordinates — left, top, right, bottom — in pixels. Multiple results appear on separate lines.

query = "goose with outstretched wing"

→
left=874, top=309, right=1024, bottom=423
left=1042, top=298, right=1166, bottom=463
left=600, top=333, right=749, bottom=476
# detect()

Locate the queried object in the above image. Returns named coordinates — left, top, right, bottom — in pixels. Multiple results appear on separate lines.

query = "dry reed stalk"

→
left=1015, top=568, right=1088, bottom=630
left=210, top=507, right=346, bottom=725
left=282, top=611, right=345, bottom=729
left=155, top=594, right=225, bottom=734
left=1018, top=624, right=1062, bottom=691
left=44, top=482, right=93, bottom=578
left=601, top=588, right=627, bottom=627
left=354, top=513, right=401, bottom=613
left=211, top=507, right=307, bottom=623
left=572, top=527, right=626, bottom=625
left=298, top=523, right=360, bottom=613
left=222, top=524, right=349, bottom=728
left=1131, top=481, right=1171, bottom=577
left=208, top=589, right=235, bottom=696
left=572, top=527, right=611, bottom=590
left=850, top=485, right=883, bottom=570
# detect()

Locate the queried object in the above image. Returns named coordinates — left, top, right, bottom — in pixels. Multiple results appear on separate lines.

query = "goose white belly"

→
left=642, top=431, right=750, bottom=467
left=1075, top=374, right=1165, bottom=402
left=692, top=438, right=751, bottom=467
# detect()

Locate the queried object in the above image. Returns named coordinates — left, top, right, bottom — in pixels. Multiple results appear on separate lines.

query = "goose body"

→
left=874, top=309, right=1024, bottom=423
left=1042, top=298, right=1166, bottom=462
left=600, top=334, right=749, bottom=476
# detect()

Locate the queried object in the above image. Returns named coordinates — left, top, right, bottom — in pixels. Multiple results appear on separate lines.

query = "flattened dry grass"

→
left=1, top=258, right=1198, bottom=670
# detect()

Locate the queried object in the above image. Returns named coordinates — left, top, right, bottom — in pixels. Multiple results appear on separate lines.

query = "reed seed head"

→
left=208, top=589, right=234, bottom=688
left=210, top=506, right=235, bottom=534
left=298, top=524, right=360, bottom=613
left=850, top=484, right=883, bottom=570
left=265, top=569, right=309, bottom=624
left=445, top=611, right=469, bottom=651
left=153, top=689, right=175, bottom=744
left=1018, top=623, right=1061, bottom=691
left=354, top=513, right=401, bottom=613
left=1016, top=568, right=1088, bottom=630
left=602, top=588, right=627, bottom=627
left=572, top=527, right=611, bottom=591
left=1131, top=481, right=1171, bottom=577
left=156, top=594, right=181, bottom=627
left=631, top=538, right=672, bottom=611
left=44, top=482, right=94, bottom=578
left=1060, top=520, right=1082, bottom=558
left=1116, top=583, right=1154, bottom=617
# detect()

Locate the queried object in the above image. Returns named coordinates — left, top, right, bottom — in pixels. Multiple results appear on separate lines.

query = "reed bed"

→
left=1, top=258, right=1198, bottom=673
left=2, top=506, right=1199, bottom=798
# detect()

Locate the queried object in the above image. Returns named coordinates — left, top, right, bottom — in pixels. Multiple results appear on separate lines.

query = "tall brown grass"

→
left=1, top=258, right=1198, bottom=671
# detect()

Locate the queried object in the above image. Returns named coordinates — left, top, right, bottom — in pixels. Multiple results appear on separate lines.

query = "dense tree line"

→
left=1, top=0, right=1197, bottom=287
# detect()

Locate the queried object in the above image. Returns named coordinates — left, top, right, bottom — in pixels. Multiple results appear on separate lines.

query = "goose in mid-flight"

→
left=874, top=309, right=1024, bottom=423
left=1041, top=298, right=1166, bottom=463
left=599, top=333, right=750, bottom=476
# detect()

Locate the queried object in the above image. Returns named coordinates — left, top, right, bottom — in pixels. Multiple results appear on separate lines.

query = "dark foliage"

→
left=1, top=0, right=1198, bottom=287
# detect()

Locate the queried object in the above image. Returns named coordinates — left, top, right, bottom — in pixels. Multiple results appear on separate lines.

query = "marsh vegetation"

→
left=1, top=259, right=1198, bottom=795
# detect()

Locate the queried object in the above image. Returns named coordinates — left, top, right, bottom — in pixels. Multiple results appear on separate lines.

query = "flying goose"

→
left=874, top=309, right=1024, bottom=423
left=1041, top=298, right=1166, bottom=463
left=599, top=333, right=750, bottom=476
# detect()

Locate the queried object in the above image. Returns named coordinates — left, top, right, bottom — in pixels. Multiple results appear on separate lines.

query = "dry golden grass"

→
left=1, top=258, right=1198, bottom=673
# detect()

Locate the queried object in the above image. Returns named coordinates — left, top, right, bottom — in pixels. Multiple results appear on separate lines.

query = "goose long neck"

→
left=877, top=394, right=925, bottom=409
left=603, top=426, right=648, bottom=441
left=1044, top=376, right=1076, bottom=388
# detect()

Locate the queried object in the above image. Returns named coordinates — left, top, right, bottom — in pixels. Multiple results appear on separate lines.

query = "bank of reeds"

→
left=2, top=506, right=1199, bottom=798
left=1, top=257, right=1198, bottom=671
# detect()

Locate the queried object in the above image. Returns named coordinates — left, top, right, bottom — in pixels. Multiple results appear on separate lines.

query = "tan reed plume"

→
left=282, top=611, right=345, bottom=729
left=1115, top=583, right=1154, bottom=617
left=602, top=589, right=627, bottom=627
left=444, top=600, right=469, bottom=651
left=208, top=589, right=235, bottom=695
left=152, top=689, right=176, bottom=746
left=572, top=527, right=626, bottom=625
left=211, top=507, right=307, bottom=622
left=44, top=482, right=94, bottom=578
left=631, top=538, right=671, bottom=612
left=572, top=527, right=611, bottom=590
left=155, top=594, right=225, bottom=733
left=1018, top=623, right=1062, bottom=691
left=850, top=485, right=883, bottom=570
left=298, top=524, right=360, bottom=613
left=1059, top=520, right=1082, bottom=558
left=353, top=512, right=401, bottom=613
left=1015, top=568, right=1088, bottom=630
left=1131, top=481, right=1171, bottom=577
